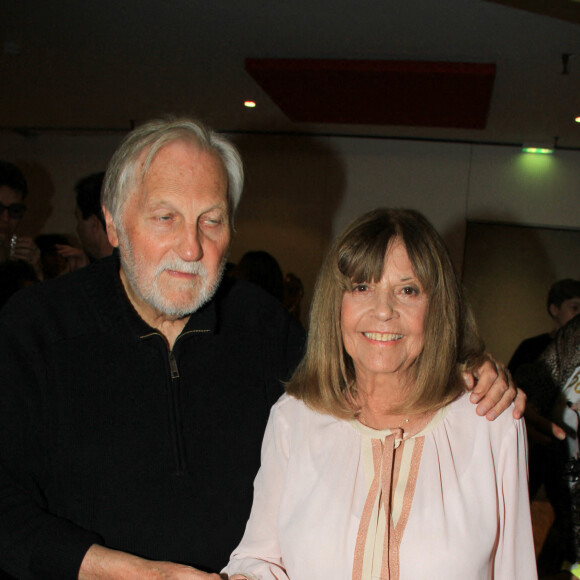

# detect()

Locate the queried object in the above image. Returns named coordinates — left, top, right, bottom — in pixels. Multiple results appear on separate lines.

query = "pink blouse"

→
left=223, top=392, right=537, bottom=580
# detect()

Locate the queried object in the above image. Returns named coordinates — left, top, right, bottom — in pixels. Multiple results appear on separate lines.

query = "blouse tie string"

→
left=352, top=428, right=403, bottom=580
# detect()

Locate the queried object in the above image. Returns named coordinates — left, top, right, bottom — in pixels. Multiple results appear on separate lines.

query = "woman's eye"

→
left=401, top=286, right=418, bottom=296
left=353, top=283, right=369, bottom=293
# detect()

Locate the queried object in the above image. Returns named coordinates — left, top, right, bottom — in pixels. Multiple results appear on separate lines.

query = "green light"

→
left=516, top=150, right=555, bottom=177
left=521, top=146, right=554, bottom=155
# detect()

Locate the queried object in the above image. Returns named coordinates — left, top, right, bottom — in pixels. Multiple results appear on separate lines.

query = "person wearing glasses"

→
left=0, top=160, right=42, bottom=279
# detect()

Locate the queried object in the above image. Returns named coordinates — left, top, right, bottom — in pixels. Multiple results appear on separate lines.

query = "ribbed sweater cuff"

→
left=30, top=519, right=103, bottom=580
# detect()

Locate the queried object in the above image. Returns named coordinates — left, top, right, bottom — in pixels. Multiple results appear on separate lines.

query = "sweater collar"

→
left=83, top=254, right=218, bottom=341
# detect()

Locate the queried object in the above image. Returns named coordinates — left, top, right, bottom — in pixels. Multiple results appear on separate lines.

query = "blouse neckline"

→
left=348, top=403, right=449, bottom=441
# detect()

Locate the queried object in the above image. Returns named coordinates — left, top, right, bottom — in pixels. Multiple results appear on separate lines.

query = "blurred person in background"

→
left=510, top=280, right=580, bottom=576
left=283, top=272, right=304, bottom=325
left=518, top=312, right=580, bottom=579
left=0, top=260, right=39, bottom=310
left=72, top=171, right=113, bottom=261
left=509, top=279, right=580, bottom=376
left=35, top=233, right=74, bottom=279
left=0, top=160, right=42, bottom=279
left=230, top=250, right=285, bottom=302
left=55, top=171, right=114, bottom=271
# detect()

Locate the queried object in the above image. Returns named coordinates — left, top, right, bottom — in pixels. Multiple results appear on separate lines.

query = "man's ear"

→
left=102, top=206, right=119, bottom=248
left=548, top=303, right=559, bottom=319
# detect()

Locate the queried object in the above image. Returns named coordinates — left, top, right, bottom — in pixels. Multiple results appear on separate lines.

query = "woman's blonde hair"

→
left=286, top=208, right=484, bottom=418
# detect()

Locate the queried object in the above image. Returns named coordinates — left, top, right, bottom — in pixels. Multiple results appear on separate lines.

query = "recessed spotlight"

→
left=244, top=101, right=256, bottom=108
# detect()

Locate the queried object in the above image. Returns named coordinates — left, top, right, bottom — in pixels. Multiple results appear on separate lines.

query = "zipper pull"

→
left=169, top=351, right=180, bottom=379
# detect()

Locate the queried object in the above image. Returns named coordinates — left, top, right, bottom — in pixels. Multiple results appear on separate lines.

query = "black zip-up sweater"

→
left=0, top=255, right=305, bottom=579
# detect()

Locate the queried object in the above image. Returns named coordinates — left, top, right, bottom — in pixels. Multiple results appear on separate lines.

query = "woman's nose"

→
left=373, top=290, right=395, bottom=319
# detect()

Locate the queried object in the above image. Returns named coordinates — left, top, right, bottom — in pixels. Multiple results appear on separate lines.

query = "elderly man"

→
left=0, top=119, right=520, bottom=579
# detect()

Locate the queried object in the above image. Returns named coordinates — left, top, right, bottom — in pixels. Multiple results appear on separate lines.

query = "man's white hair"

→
left=101, top=117, right=244, bottom=227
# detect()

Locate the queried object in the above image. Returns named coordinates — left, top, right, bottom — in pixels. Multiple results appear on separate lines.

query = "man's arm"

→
left=465, top=355, right=525, bottom=420
left=79, top=545, right=223, bottom=580
left=0, top=293, right=104, bottom=578
left=0, top=443, right=103, bottom=578
left=55, top=243, right=90, bottom=272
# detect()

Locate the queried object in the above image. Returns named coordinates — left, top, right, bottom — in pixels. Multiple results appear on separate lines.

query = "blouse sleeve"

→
left=222, top=399, right=291, bottom=580
left=494, top=416, right=538, bottom=579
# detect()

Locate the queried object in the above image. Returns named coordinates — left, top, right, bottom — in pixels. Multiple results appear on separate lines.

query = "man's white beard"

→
left=117, top=227, right=225, bottom=319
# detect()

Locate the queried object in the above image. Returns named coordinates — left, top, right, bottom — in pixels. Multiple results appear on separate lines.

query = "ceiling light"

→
left=244, top=100, right=256, bottom=108
left=575, top=116, right=580, bottom=124
left=521, top=143, right=554, bottom=154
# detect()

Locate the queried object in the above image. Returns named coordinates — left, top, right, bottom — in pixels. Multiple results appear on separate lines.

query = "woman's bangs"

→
left=338, top=236, right=388, bottom=285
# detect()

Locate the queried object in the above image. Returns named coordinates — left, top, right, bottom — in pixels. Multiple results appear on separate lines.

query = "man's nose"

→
left=177, top=223, right=203, bottom=262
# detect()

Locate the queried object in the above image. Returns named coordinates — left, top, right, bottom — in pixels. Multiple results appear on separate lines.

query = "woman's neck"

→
left=357, top=404, right=434, bottom=433
left=355, top=376, right=432, bottom=432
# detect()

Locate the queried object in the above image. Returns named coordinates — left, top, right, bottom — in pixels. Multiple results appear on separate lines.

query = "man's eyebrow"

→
left=202, top=204, right=227, bottom=212
left=146, top=201, right=176, bottom=212
left=198, top=201, right=229, bottom=215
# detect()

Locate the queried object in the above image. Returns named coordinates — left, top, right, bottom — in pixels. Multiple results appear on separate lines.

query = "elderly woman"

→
left=223, top=208, right=535, bottom=580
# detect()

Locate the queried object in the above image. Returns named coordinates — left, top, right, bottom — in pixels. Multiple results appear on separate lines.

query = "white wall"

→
left=464, top=145, right=580, bottom=362
left=462, top=223, right=580, bottom=364
left=232, top=135, right=478, bottom=324
left=2, top=131, right=579, bottom=344
left=468, top=146, right=580, bottom=229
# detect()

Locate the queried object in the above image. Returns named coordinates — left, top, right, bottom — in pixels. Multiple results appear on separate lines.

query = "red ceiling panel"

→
left=245, top=58, right=496, bottom=129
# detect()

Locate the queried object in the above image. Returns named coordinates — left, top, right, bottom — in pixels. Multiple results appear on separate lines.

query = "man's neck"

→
left=154, top=318, right=189, bottom=350
left=119, top=267, right=189, bottom=350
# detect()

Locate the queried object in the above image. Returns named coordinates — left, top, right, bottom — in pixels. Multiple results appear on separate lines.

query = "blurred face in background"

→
left=0, top=186, right=25, bottom=250
left=550, top=297, right=580, bottom=329
left=74, top=205, right=102, bottom=260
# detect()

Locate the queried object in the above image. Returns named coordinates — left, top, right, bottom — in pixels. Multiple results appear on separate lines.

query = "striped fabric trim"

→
left=352, top=430, right=425, bottom=580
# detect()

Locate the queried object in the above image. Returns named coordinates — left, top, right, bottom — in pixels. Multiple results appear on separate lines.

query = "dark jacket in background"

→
left=508, top=332, right=553, bottom=376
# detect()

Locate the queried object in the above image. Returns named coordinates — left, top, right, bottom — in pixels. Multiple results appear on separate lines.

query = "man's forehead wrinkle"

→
left=124, top=146, right=229, bottom=218
left=141, top=141, right=219, bottom=179
left=132, top=141, right=170, bottom=195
